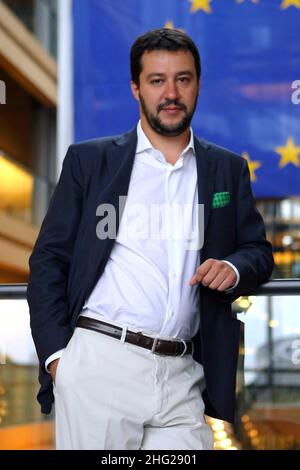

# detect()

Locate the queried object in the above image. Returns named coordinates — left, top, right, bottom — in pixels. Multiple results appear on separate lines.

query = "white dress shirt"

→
left=46, top=122, right=239, bottom=370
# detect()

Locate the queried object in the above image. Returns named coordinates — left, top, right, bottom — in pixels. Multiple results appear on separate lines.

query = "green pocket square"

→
left=212, top=192, right=230, bottom=208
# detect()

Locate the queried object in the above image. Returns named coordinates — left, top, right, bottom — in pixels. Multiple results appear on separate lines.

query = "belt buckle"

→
left=178, top=339, right=187, bottom=358
left=151, top=336, right=159, bottom=354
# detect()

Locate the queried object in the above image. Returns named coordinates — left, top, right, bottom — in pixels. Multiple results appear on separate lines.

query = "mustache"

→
left=157, top=100, right=187, bottom=113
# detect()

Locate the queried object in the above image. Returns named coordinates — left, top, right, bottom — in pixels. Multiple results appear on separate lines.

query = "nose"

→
left=164, top=79, right=180, bottom=101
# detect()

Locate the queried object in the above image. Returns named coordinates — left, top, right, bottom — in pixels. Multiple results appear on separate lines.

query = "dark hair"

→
left=130, top=28, right=201, bottom=86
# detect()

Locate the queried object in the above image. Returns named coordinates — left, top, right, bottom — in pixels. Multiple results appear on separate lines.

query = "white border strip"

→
left=57, top=0, right=74, bottom=179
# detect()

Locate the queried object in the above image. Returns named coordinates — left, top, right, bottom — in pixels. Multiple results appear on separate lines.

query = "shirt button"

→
left=169, top=309, right=174, bottom=316
left=172, top=273, right=177, bottom=279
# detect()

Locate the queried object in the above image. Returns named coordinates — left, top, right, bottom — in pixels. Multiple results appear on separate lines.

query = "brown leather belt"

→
left=76, top=316, right=193, bottom=357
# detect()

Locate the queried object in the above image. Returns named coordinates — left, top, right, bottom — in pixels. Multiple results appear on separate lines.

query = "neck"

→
left=140, top=117, right=191, bottom=164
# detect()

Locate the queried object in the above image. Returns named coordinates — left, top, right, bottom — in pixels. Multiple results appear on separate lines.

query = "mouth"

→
left=161, top=106, right=183, bottom=114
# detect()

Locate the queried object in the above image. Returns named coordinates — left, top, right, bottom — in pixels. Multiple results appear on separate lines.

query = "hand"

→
left=49, top=358, right=60, bottom=383
left=189, top=258, right=237, bottom=291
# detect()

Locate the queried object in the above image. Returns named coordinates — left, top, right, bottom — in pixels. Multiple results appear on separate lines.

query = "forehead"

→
left=140, top=49, right=196, bottom=75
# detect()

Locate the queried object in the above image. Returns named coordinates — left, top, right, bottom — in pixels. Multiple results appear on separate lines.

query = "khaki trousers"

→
left=53, top=324, right=214, bottom=450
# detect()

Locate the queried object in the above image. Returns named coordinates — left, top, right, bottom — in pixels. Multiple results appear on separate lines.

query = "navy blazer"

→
left=27, top=127, right=273, bottom=423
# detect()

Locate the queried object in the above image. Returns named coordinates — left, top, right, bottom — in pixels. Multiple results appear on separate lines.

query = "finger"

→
left=206, top=272, right=228, bottom=290
left=209, top=271, right=236, bottom=291
left=216, top=275, right=236, bottom=291
left=205, top=262, right=236, bottom=289
left=201, top=264, right=222, bottom=286
left=190, top=259, right=216, bottom=284
left=189, top=276, right=197, bottom=286
left=215, top=266, right=237, bottom=291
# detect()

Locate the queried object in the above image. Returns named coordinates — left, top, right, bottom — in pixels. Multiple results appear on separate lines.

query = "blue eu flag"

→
left=73, top=0, right=300, bottom=197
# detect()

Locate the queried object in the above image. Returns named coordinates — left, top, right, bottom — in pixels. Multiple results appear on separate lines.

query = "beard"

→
left=139, top=93, right=198, bottom=137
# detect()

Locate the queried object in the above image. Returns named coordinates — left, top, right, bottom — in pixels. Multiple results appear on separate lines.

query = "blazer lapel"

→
left=194, top=137, right=217, bottom=236
left=104, top=128, right=138, bottom=187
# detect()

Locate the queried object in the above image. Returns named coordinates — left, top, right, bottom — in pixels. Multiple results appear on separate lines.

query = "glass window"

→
left=0, top=298, right=54, bottom=449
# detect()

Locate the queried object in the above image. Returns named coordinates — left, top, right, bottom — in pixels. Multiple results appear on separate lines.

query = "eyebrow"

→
left=146, top=70, right=195, bottom=80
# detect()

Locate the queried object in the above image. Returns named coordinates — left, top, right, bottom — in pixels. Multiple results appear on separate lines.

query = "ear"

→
left=130, top=80, right=140, bottom=102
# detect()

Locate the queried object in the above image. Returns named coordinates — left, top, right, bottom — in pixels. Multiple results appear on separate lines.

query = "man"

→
left=27, top=28, right=273, bottom=450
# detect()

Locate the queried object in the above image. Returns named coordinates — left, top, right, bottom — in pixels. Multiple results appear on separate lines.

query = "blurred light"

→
left=219, top=438, right=232, bottom=449
left=0, top=153, right=33, bottom=212
left=242, top=347, right=256, bottom=356
left=282, top=235, right=293, bottom=246
left=241, top=414, right=250, bottom=423
left=274, top=252, right=293, bottom=264
left=251, top=437, right=260, bottom=447
left=248, top=429, right=258, bottom=438
left=234, top=296, right=253, bottom=313
left=239, top=299, right=251, bottom=309
left=245, top=422, right=253, bottom=431
left=215, top=431, right=227, bottom=440
left=269, top=319, right=279, bottom=328
left=212, top=422, right=224, bottom=432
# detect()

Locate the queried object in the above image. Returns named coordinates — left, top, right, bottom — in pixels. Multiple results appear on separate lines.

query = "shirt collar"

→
left=136, top=120, right=195, bottom=157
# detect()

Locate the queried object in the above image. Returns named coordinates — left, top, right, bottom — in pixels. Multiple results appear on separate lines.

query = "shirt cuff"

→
left=222, top=260, right=240, bottom=291
left=45, top=349, right=65, bottom=373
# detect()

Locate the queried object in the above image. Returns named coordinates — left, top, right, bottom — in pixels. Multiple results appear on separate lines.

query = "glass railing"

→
left=234, top=280, right=300, bottom=450
left=257, top=199, right=300, bottom=279
left=0, top=287, right=53, bottom=449
left=0, top=280, right=299, bottom=450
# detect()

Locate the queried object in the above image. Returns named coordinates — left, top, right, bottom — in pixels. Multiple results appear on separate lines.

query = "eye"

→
left=150, top=78, right=164, bottom=85
left=178, top=76, right=190, bottom=83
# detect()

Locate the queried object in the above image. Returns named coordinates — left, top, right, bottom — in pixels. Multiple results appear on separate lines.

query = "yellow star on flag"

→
left=164, top=21, right=185, bottom=32
left=281, top=0, right=300, bottom=9
left=242, top=152, right=262, bottom=182
left=275, top=137, right=300, bottom=168
left=164, top=20, right=174, bottom=29
left=189, top=0, right=212, bottom=14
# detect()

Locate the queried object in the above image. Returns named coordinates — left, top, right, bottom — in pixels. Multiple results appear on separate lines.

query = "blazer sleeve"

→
left=27, top=145, right=83, bottom=368
left=221, top=158, right=274, bottom=301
